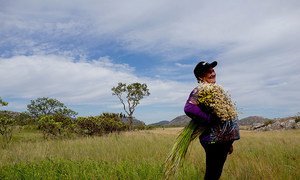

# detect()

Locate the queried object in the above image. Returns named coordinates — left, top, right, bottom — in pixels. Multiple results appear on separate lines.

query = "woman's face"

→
left=201, top=68, right=216, bottom=83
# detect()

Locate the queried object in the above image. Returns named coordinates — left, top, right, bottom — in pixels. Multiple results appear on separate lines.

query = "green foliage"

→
left=0, top=111, right=35, bottom=126
left=0, top=159, right=164, bottom=180
left=38, top=114, right=74, bottom=139
left=112, top=82, right=150, bottom=128
left=296, top=112, right=300, bottom=123
left=0, top=115, right=15, bottom=145
left=15, top=112, right=35, bottom=126
left=133, top=124, right=147, bottom=130
left=76, top=113, right=127, bottom=136
left=0, top=97, right=8, bottom=106
left=37, top=112, right=129, bottom=139
left=0, top=99, right=14, bottom=145
left=27, top=97, right=77, bottom=118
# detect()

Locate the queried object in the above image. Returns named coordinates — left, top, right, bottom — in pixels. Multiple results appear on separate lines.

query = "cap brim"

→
left=210, top=61, right=217, bottom=68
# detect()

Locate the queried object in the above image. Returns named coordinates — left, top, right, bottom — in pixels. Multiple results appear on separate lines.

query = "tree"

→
left=0, top=115, right=15, bottom=145
left=112, top=82, right=150, bottom=129
left=27, top=97, right=77, bottom=118
left=0, top=97, right=8, bottom=106
left=0, top=98, right=14, bottom=146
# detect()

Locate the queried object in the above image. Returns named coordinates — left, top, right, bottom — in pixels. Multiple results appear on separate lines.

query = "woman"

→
left=184, top=61, right=240, bottom=180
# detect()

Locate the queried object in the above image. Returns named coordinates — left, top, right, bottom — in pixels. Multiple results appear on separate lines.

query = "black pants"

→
left=201, top=141, right=233, bottom=180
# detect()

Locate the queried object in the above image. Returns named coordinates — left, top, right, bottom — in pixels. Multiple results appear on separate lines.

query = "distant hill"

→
left=148, top=120, right=170, bottom=126
left=148, top=115, right=191, bottom=127
left=168, top=115, right=191, bottom=127
left=249, top=116, right=300, bottom=131
left=150, top=114, right=300, bottom=131
left=150, top=115, right=279, bottom=128
left=165, top=115, right=274, bottom=127
left=122, top=117, right=145, bottom=126
left=237, top=116, right=271, bottom=126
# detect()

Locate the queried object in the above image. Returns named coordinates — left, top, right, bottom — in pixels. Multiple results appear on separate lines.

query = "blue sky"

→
left=1, top=0, right=300, bottom=124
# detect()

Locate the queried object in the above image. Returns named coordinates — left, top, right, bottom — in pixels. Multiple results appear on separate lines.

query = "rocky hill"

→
left=150, top=114, right=300, bottom=131
left=122, top=117, right=145, bottom=126
left=168, top=115, right=191, bottom=126
left=250, top=116, right=300, bottom=131
left=148, top=120, right=170, bottom=127
left=237, top=116, right=271, bottom=126
left=148, top=115, right=190, bottom=127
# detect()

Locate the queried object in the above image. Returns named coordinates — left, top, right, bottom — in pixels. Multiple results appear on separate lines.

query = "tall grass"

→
left=0, top=128, right=299, bottom=179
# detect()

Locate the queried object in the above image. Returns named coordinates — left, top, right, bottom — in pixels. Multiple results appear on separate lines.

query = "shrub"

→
left=295, top=113, right=300, bottom=123
left=76, top=113, right=127, bottom=136
left=134, top=124, right=147, bottom=130
left=15, top=112, right=35, bottom=126
left=38, top=114, right=74, bottom=139
left=0, top=115, right=15, bottom=145
left=76, top=116, right=101, bottom=136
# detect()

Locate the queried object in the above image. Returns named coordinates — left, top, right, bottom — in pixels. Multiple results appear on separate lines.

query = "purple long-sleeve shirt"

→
left=184, top=87, right=212, bottom=125
left=184, top=85, right=240, bottom=144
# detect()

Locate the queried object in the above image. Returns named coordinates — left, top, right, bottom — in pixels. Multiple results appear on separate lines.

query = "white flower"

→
left=197, top=83, right=237, bottom=121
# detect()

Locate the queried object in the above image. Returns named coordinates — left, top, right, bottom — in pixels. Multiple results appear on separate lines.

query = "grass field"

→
left=0, top=128, right=299, bottom=179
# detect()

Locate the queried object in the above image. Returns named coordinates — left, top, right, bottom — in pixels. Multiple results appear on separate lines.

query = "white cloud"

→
left=175, top=63, right=193, bottom=68
left=2, top=0, right=299, bottom=59
left=1, top=0, right=300, bottom=121
left=0, top=55, right=133, bottom=103
left=216, top=48, right=300, bottom=118
left=0, top=55, right=193, bottom=122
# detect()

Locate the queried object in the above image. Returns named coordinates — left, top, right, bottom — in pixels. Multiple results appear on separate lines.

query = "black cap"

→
left=193, top=61, right=217, bottom=80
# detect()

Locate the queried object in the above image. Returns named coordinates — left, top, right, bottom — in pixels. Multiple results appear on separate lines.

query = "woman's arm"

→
left=184, top=88, right=212, bottom=125
left=184, top=101, right=212, bottom=125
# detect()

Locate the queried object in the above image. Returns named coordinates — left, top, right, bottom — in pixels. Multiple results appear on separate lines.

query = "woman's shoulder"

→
left=190, top=86, right=201, bottom=95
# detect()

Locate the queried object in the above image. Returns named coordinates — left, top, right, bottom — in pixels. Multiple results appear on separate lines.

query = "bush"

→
left=295, top=113, right=300, bottom=123
left=0, top=111, right=35, bottom=126
left=15, top=112, right=35, bottom=126
left=38, top=114, right=74, bottom=139
left=0, top=115, right=15, bottom=145
left=76, top=113, right=127, bottom=136
left=134, top=124, right=147, bottom=130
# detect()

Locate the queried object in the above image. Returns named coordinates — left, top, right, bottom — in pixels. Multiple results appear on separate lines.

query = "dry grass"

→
left=0, top=128, right=299, bottom=179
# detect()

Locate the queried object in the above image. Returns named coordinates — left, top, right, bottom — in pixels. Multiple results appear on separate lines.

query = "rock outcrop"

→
left=251, top=119, right=300, bottom=131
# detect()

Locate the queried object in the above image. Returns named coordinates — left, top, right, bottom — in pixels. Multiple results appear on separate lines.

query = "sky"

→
left=1, top=0, right=300, bottom=124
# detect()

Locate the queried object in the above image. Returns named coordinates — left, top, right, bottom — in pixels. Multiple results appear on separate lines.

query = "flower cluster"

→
left=197, top=83, right=237, bottom=121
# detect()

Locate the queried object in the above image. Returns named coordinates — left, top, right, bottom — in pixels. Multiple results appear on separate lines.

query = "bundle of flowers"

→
left=163, top=83, right=237, bottom=179
left=197, top=82, right=237, bottom=121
